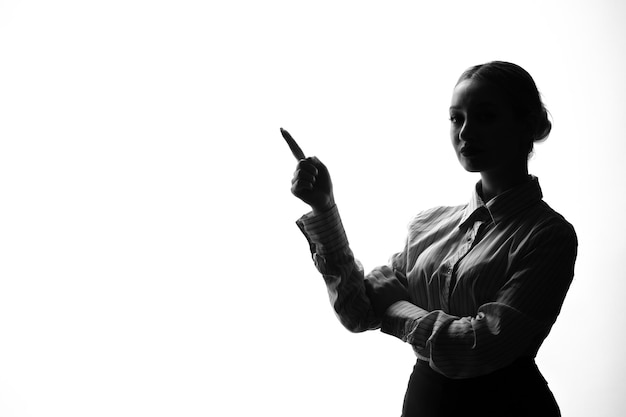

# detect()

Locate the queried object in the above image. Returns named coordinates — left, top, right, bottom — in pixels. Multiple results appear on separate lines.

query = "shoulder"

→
left=408, top=204, right=465, bottom=233
left=523, top=200, right=578, bottom=250
left=536, top=201, right=576, bottom=237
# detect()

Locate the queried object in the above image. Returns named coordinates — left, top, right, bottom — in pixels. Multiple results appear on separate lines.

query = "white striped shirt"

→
left=296, top=176, right=577, bottom=379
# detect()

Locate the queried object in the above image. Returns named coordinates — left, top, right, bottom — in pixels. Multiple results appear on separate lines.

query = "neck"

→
left=479, top=164, right=529, bottom=202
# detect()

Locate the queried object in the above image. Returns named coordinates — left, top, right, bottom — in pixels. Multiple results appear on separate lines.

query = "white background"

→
left=1, top=1, right=625, bottom=416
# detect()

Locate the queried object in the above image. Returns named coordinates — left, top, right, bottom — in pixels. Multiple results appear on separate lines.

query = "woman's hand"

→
left=364, top=266, right=409, bottom=317
left=291, top=157, right=335, bottom=214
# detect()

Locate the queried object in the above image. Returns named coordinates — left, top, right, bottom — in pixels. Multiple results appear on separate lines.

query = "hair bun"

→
left=533, top=106, right=552, bottom=143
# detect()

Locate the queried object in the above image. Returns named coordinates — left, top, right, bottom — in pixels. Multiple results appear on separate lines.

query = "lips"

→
left=460, top=146, right=482, bottom=157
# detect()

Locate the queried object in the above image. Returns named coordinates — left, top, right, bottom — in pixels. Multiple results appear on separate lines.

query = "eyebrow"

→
left=449, top=102, right=498, bottom=111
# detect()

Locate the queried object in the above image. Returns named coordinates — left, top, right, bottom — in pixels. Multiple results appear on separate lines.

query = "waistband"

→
left=415, top=356, right=544, bottom=384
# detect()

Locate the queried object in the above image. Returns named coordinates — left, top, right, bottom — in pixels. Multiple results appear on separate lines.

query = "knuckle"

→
left=302, top=166, right=318, bottom=176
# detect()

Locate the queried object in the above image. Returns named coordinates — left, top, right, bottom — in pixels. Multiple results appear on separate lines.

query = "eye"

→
left=449, top=114, right=463, bottom=125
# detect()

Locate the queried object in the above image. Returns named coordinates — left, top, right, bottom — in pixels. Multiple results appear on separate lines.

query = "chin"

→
left=458, top=154, right=500, bottom=173
left=458, top=160, right=484, bottom=173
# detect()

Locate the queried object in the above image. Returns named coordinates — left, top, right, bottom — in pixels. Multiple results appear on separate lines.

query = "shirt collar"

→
left=459, top=175, right=543, bottom=229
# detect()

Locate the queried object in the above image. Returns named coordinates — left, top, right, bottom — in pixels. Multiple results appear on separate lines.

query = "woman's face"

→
left=449, top=78, right=527, bottom=173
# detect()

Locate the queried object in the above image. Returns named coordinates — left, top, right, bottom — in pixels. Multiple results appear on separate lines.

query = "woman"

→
left=290, top=61, right=577, bottom=416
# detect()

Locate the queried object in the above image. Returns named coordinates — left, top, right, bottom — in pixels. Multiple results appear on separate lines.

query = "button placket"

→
left=448, top=217, right=487, bottom=304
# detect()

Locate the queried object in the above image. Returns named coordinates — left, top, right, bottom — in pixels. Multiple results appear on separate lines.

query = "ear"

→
left=514, top=120, right=534, bottom=158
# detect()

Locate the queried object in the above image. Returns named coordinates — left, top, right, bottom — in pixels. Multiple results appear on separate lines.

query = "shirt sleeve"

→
left=296, top=205, right=405, bottom=333
left=381, top=221, right=578, bottom=379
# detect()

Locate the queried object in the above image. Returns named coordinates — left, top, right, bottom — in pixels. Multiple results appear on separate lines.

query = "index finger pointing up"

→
left=280, top=128, right=306, bottom=161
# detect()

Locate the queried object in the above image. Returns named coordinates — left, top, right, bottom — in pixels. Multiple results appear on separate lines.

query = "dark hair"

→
left=456, top=61, right=551, bottom=156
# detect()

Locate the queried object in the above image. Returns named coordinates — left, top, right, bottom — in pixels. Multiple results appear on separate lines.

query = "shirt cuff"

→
left=295, top=204, right=349, bottom=256
left=381, top=300, right=429, bottom=342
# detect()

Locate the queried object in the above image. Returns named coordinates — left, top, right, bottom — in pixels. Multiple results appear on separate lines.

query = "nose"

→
left=458, top=120, right=474, bottom=142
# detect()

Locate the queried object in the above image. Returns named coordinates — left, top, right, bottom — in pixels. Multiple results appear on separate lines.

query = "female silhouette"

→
left=290, top=61, right=577, bottom=416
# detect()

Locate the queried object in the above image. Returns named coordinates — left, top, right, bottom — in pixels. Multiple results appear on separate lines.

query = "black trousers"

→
left=401, top=358, right=560, bottom=417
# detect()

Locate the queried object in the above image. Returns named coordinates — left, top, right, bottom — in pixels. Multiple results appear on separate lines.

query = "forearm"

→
left=296, top=205, right=379, bottom=332
left=381, top=300, right=548, bottom=378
